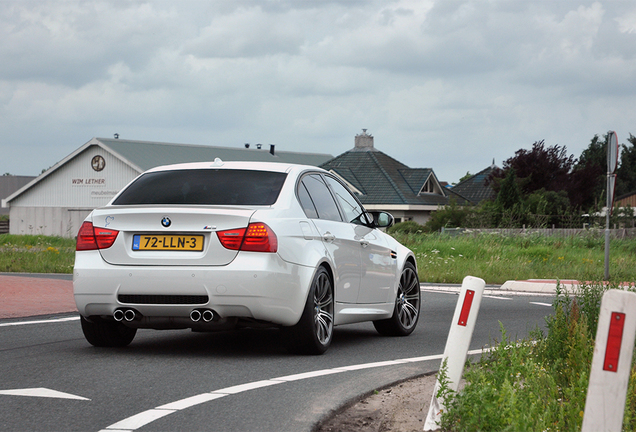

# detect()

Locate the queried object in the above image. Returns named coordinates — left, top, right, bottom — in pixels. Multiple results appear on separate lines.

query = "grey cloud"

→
left=1, top=0, right=636, bottom=183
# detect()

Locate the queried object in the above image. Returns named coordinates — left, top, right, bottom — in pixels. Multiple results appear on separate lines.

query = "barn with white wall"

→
left=2, top=137, right=333, bottom=237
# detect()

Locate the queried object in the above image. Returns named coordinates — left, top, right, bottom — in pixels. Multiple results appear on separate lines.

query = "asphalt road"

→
left=0, top=289, right=554, bottom=432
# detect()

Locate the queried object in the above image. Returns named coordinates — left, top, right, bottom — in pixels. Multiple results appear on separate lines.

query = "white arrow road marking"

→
left=0, top=388, right=90, bottom=400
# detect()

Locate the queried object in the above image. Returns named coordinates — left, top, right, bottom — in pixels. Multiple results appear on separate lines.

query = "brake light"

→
left=217, top=228, right=246, bottom=250
left=76, top=221, right=119, bottom=251
left=217, top=222, right=277, bottom=253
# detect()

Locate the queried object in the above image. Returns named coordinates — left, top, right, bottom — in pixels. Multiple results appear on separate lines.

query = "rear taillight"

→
left=217, top=222, right=277, bottom=253
left=76, top=221, right=119, bottom=251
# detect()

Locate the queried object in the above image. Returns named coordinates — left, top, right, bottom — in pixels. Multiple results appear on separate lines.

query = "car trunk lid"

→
left=90, top=206, right=255, bottom=266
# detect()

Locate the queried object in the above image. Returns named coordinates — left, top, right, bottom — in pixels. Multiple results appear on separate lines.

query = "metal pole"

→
left=603, top=176, right=612, bottom=281
left=604, top=131, right=618, bottom=281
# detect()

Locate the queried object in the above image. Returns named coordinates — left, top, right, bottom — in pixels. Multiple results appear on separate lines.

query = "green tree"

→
left=495, top=168, right=523, bottom=210
left=491, top=140, right=575, bottom=196
left=457, top=171, right=473, bottom=184
left=570, top=134, right=606, bottom=209
left=616, top=134, right=636, bottom=197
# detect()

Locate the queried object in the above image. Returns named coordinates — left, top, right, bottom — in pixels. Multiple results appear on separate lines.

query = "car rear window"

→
left=112, top=169, right=287, bottom=206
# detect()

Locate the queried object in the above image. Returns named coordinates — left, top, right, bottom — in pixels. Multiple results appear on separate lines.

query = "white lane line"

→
left=0, top=316, right=79, bottom=327
left=0, top=387, right=89, bottom=400
left=157, top=393, right=227, bottom=410
left=421, top=289, right=458, bottom=295
left=483, top=295, right=512, bottom=300
left=99, top=350, right=488, bottom=432
left=211, top=379, right=284, bottom=394
left=422, top=286, right=556, bottom=297
left=105, top=409, right=176, bottom=431
left=530, top=302, right=553, bottom=307
left=272, top=368, right=344, bottom=382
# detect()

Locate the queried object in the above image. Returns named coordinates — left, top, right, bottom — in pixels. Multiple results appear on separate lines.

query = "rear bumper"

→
left=73, top=250, right=314, bottom=327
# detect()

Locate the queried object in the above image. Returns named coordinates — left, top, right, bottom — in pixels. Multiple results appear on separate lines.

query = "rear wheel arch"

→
left=282, top=263, right=335, bottom=355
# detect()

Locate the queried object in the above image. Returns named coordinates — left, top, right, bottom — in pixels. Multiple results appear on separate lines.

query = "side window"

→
left=300, top=174, right=342, bottom=221
left=324, top=176, right=364, bottom=224
left=297, top=181, right=318, bottom=219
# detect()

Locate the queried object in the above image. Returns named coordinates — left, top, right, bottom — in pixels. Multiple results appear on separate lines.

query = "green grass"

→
left=2, top=231, right=636, bottom=280
left=0, top=234, right=75, bottom=273
left=390, top=232, right=636, bottom=284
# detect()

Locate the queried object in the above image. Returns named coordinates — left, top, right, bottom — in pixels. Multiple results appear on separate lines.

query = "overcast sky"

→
left=1, top=0, right=635, bottom=183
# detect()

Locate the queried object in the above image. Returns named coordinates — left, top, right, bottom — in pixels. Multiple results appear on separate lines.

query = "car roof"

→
left=145, top=159, right=325, bottom=175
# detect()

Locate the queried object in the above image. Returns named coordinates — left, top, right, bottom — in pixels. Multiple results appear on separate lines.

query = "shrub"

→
left=422, top=198, right=469, bottom=232
left=387, top=220, right=424, bottom=235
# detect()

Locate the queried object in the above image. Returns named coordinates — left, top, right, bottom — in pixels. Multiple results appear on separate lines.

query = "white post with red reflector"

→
left=424, top=276, right=485, bottom=431
left=582, top=289, right=636, bottom=432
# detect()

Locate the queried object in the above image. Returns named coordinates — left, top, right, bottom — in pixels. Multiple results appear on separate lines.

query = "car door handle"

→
left=322, top=232, right=336, bottom=243
left=359, top=239, right=369, bottom=248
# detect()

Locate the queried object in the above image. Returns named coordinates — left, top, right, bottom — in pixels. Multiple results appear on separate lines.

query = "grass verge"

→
left=3, top=231, right=636, bottom=282
left=0, top=234, right=75, bottom=273
left=390, top=232, right=636, bottom=284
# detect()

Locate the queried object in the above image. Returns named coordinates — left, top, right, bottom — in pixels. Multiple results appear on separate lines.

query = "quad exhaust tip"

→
left=113, top=308, right=138, bottom=322
left=190, top=309, right=202, bottom=322
left=202, top=310, right=214, bottom=322
left=190, top=309, right=217, bottom=323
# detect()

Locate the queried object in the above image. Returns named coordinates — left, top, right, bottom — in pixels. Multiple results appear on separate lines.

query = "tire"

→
left=80, top=315, right=137, bottom=347
left=283, top=267, right=334, bottom=355
left=373, top=261, right=420, bottom=336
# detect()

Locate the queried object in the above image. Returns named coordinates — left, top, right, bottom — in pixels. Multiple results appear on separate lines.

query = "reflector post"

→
left=582, top=290, right=636, bottom=432
left=424, top=276, right=485, bottom=431
left=458, top=290, right=475, bottom=326
left=603, top=312, right=625, bottom=372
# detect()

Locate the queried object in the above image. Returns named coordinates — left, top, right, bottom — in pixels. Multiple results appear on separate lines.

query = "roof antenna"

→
left=114, top=133, right=119, bottom=139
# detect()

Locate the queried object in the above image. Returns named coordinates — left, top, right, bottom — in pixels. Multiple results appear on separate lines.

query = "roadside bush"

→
left=387, top=220, right=423, bottom=235
left=422, top=198, right=469, bottom=232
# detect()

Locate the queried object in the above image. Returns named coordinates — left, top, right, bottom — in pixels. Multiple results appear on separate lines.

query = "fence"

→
left=441, top=226, right=636, bottom=239
left=0, top=220, right=8, bottom=234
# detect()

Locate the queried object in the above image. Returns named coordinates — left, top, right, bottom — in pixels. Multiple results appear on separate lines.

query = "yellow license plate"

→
left=132, top=235, right=204, bottom=251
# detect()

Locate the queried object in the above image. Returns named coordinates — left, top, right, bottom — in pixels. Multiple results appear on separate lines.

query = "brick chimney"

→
left=354, top=129, right=375, bottom=151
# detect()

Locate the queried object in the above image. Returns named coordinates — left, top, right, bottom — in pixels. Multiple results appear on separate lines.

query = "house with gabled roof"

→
left=2, top=137, right=333, bottom=237
left=449, top=162, right=498, bottom=205
left=320, top=130, right=455, bottom=225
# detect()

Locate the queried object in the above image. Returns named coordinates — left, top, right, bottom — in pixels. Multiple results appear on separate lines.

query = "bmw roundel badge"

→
left=161, top=216, right=171, bottom=228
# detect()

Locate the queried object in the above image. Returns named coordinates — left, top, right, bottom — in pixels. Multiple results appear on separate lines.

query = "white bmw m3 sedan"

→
left=73, top=160, right=420, bottom=354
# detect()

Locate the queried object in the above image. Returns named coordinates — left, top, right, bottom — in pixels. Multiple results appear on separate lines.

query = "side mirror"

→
left=368, top=211, right=394, bottom=228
